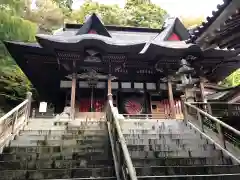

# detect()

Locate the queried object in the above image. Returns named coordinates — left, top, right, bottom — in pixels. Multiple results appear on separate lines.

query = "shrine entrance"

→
left=78, top=83, right=105, bottom=113
left=117, top=90, right=151, bottom=115
left=75, top=70, right=111, bottom=113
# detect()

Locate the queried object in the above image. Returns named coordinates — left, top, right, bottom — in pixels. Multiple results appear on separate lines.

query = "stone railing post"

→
left=180, top=95, right=188, bottom=124
left=25, top=92, right=32, bottom=123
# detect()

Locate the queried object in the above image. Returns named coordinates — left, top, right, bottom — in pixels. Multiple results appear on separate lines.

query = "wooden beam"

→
left=70, top=60, right=76, bottom=120
left=167, top=77, right=176, bottom=119
left=108, top=74, right=113, bottom=100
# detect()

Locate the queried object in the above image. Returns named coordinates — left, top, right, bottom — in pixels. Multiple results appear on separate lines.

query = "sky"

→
left=72, top=0, right=224, bottom=18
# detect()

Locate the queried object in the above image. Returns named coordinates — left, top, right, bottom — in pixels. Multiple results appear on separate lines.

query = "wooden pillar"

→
left=199, top=77, right=207, bottom=102
left=107, top=74, right=113, bottom=101
left=70, top=60, right=76, bottom=120
left=167, top=77, right=176, bottom=119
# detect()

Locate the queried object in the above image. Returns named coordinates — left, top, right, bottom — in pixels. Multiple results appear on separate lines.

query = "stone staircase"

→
left=0, top=118, right=116, bottom=180
left=1, top=106, right=240, bottom=180
left=121, top=119, right=240, bottom=180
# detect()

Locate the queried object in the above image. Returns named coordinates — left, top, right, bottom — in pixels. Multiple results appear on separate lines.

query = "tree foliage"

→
left=25, top=0, right=64, bottom=33
left=221, top=69, right=240, bottom=87
left=124, top=0, right=167, bottom=28
left=53, top=0, right=73, bottom=10
left=0, top=11, right=36, bottom=42
left=70, top=0, right=126, bottom=25
left=0, top=0, right=30, bottom=16
left=0, top=8, right=37, bottom=107
left=70, top=0, right=167, bottom=28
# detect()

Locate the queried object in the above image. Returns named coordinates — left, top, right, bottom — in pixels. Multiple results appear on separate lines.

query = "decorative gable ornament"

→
left=77, top=13, right=110, bottom=37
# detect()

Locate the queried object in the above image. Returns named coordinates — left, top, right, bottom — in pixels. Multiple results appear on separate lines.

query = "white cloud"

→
left=72, top=0, right=224, bottom=17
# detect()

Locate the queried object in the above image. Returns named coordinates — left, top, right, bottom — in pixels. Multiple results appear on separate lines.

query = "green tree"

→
left=53, top=0, right=73, bottom=10
left=53, top=0, right=73, bottom=19
left=125, top=0, right=151, bottom=8
left=0, top=0, right=30, bottom=16
left=25, top=0, right=64, bottom=33
left=124, top=0, right=167, bottom=28
left=221, top=69, right=240, bottom=87
left=70, top=0, right=167, bottom=28
left=0, top=10, right=37, bottom=107
left=70, top=0, right=125, bottom=25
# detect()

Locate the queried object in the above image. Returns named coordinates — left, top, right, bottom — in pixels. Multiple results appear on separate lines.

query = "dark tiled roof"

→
left=65, top=23, right=162, bottom=33
left=187, top=0, right=233, bottom=45
left=207, top=9, right=240, bottom=49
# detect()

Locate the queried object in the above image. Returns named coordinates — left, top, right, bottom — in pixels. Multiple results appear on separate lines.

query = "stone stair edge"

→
left=45, top=177, right=116, bottom=180
left=134, top=164, right=240, bottom=168
left=0, top=167, right=114, bottom=171
left=136, top=173, right=240, bottom=178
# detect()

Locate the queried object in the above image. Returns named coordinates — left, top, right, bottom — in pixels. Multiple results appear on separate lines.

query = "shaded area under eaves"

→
left=3, top=41, right=67, bottom=104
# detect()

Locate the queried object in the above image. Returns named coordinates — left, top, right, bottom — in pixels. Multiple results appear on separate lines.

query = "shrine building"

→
left=4, top=13, right=240, bottom=119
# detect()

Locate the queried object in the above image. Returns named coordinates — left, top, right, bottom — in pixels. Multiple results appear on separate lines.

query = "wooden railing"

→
left=190, top=102, right=240, bottom=118
left=183, top=101, right=240, bottom=163
left=0, top=92, right=32, bottom=150
left=187, top=102, right=240, bottom=146
left=106, top=100, right=137, bottom=180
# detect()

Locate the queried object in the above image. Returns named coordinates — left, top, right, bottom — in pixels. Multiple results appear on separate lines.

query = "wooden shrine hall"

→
left=4, top=13, right=240, bottom=119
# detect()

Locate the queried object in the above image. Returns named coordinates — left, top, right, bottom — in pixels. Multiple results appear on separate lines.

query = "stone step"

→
left=132, top=157, right=233, bottom=166
left=128, top=143, right=216, bottom=152
left=120, top=120, right=187, bottom=127
left=121, top=122, right=190, bottom=127
left=25, top=124, right=107, bottom=130
left=122, top=130, right=194, bottom=135
left=9, top=140, right=106, bottom=147
left=27, top=120, right=106, bottom=125
left=127, top=142, right=210, bottom=151
left=129, top=150, right=223, bottom=158
left=0, top=159, right=113, bottom=170
left=46, top=177, right=116, bottom=180
left=19, top=129, right=107, bottom=136
left=0, top=151, right=110, bottom=161
left=21, top=129, right=107, bottom=132
left=123, top=133, right=200, bottom=139
left=125, top=138, right=207, bottom=145
left=23, top=127, right=66, bottom=131
left=135, top=165, right=240, bottom=176
left=0, top=167, right=115, bottom=179
left=16, top=134, right=107, bottom=140
left=3, top=145, right=108, bottom=153
left=10, top=139, right=108, bottom=146
left=136, top=174, right=240, bottom=180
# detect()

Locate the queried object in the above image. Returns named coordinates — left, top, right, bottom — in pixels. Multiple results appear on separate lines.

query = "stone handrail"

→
left=185, top=102, right=240, bottom=136
left=190, top=102, right=240, bottom=105
left=106, top=100, right=138, bottom=180
left=184, top=101, right=240, bottom=164
left=0, top=92, right=32, bottom=150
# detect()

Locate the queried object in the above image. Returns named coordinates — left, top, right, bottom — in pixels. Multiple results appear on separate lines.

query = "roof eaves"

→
left=65, top=23, right=163, bottom=33
left=187, top=0, right=233, bottom=44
